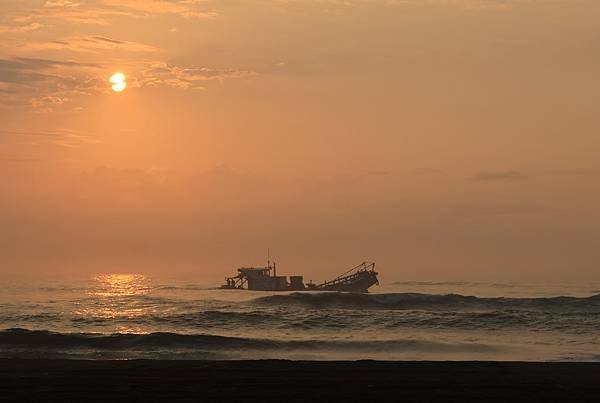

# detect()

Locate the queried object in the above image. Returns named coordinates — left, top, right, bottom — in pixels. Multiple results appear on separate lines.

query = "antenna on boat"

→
left=267, top=248, right=271, bottom=276
left=268, top=248, right=276, bottom=277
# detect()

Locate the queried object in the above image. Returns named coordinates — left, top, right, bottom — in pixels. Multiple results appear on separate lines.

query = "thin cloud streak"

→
left=0, top=22, right=44, bottom=34
left=20, top=35, right=159, bottom=53
left=0, top=128, right=100, bottom=148
left=271, top=0, right=527, bottom=11
left=472, top=171, right=527, bottom=182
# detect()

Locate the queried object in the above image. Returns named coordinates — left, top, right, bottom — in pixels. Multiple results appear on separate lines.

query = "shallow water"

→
left=1, top=275, right=599, bottom=361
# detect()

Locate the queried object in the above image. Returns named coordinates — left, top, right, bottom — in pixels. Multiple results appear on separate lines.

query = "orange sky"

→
left=1, top=1, right=599, bottom=282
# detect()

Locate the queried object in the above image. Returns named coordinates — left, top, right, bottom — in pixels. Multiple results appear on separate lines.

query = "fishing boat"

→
left=220, top=261, right=379, bottom=293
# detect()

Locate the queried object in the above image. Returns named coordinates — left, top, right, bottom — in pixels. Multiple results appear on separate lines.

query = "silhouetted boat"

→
left=220, top=261, right=379, bottom=293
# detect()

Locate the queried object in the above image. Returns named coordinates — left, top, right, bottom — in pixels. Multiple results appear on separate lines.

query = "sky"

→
left=1, top=0, right=599, bottom=282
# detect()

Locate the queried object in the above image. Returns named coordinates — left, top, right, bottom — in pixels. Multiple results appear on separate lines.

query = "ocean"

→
left=1, top=274, right=599, bottom=361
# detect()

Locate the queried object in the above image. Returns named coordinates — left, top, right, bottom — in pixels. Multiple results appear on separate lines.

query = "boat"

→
left=220, top=261, right=379, bottom=293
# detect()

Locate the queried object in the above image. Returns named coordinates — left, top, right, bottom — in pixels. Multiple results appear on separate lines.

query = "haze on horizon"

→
left=1, top=0, right=599, bottom=282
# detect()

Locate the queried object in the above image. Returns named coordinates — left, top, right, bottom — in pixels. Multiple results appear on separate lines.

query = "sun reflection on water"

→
left=73, top=274, right=155, bottom=326
left=92, top=274, right=150, bottom=297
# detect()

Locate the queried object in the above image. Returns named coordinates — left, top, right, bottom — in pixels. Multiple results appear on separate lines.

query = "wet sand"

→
left=1, top=359, right=599, bottom=402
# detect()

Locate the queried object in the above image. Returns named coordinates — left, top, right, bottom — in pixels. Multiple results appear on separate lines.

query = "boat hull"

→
left=221, top=261, right=379, bottom=293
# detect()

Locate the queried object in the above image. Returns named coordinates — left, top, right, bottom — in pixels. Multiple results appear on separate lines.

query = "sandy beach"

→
left=2, top=360, right=599, bottom=402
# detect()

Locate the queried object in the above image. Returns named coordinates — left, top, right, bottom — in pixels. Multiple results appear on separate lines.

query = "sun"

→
left=109, top=72, right=127, bottom=92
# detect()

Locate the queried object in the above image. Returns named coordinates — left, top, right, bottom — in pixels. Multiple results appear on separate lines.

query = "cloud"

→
left=0, top=57, right=105, bottom=112
left=0, top=22, right=43, bottom=34
left=12, top=3, right=129, bottom=26
left=0, top=56, right=257, bottom=111
left=44, top=1, right=81, bottom=7
left=472, top=170, right=527, bottom=182
left=140, top=62, right=257, bottom=89
left=4, top=0, right=217, bottom=27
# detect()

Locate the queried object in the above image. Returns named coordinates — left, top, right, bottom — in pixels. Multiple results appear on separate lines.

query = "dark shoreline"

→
left=2, top=360, right=600, bottom=402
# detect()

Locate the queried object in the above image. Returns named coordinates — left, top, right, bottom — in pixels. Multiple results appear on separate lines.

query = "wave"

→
left=253, top=292, right=600, bottom=312
left=0, top=329, right=500, bottom=358
left=4, top=308, right=598, bottom=334
left=0, top=328, right=270, bottom=350
left=393, top=281, right=516, bottom=287
left=392, top=281, right=519, bottom=288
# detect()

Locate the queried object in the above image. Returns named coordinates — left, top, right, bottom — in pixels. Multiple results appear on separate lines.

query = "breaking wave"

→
left=155, top=285, right=215, bottom=291
left=253, top=292, right=600, bottom=312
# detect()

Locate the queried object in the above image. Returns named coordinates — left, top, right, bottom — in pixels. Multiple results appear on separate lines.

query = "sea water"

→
left=1, top=274, right=599, bottom=361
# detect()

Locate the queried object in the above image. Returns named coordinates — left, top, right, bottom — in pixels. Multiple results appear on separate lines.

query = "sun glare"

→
left=109, top=72, right=127, bottom=92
